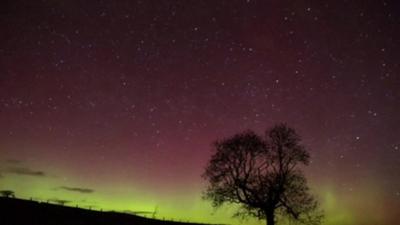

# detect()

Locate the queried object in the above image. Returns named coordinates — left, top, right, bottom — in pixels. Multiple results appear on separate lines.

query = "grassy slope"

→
left=0, top=197, right=212, bottom=225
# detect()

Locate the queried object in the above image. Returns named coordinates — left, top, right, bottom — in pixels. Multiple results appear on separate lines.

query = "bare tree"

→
left=202, top=124, right=323, bottom=225
left=0, top=190, right=15, bottom=198
left=152, top=206, right=158, bottom=218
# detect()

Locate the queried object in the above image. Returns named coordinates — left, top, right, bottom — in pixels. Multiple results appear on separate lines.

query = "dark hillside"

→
left=0, top=197, right=211, bottom=225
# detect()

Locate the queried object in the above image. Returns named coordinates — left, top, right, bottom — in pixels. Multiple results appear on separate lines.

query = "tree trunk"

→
left=266, top=210, right=275, bottom=225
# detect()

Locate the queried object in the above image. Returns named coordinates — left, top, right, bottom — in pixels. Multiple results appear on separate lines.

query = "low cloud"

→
left=6, top=159, right=22, bottom=164
left=48, top=198, right=71, bottom=205
left=58, top=186, right=94, bottom=194
left=6, top=167, right=46, bottom=177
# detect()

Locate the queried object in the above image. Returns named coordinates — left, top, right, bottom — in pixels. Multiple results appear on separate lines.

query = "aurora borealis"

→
left=0, top=1, right=399, bottom=224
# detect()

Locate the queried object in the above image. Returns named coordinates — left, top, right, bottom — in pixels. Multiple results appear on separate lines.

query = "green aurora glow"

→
left=0, top=161, right=396, bottom=225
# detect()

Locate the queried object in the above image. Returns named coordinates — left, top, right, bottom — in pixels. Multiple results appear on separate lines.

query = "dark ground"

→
left=0, top=197, right=212, bottom=225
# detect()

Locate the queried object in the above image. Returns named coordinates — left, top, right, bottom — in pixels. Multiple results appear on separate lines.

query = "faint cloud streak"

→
left=6, top=167, right=46, bottom=177
left=58, top=186, right=94, bottom=194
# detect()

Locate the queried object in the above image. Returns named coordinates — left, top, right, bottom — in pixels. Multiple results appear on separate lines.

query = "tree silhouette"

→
left=152, top=206, right=158, bottom=219
left=0, top=190, right=15, bottom=198
left=202, top=124, right=323, bottom=225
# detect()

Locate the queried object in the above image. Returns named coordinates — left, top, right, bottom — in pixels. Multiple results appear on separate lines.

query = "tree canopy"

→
left=0, top=190, right=15, bottom=198
left=202, top=124, right=323, bottom=225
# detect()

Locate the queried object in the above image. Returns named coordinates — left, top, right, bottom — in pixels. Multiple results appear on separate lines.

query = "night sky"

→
left=1, top=1, right=399, bottom=224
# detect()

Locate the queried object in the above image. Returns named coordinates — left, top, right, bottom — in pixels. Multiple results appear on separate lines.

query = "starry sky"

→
left=0, top=1, right=399, bottom=224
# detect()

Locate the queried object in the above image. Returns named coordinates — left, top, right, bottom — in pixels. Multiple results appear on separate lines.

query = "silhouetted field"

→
left=0, top=197, right=212, bottom=225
